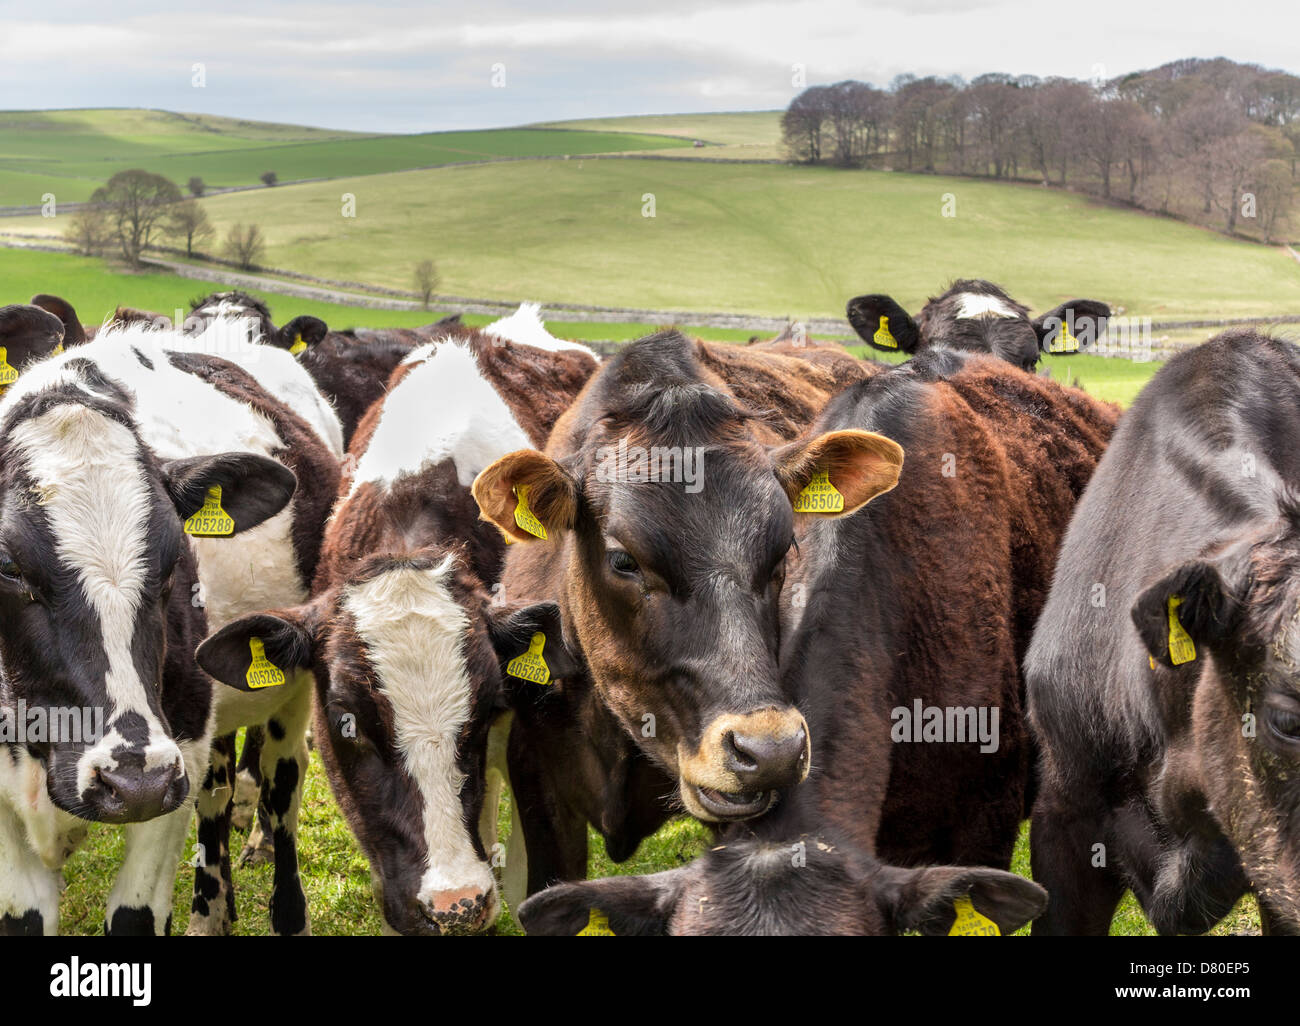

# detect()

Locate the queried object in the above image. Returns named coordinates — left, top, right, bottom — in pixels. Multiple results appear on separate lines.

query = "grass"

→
left=13, top=158, right=1296, bottom=322
left=0, top=109, right=690, bottom=205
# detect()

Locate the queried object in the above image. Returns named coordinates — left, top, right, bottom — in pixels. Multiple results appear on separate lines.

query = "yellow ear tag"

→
left=577, top=908, right=615, bottom=936
left=949, top=895, right=1000, bottom=936
left=873, top=315, right=898, bottom=349
left=0, top=347, right=19, bottom=388
left=246, top=637, right=286, bottom=689
left=184, top=485, right=236, bottom=537
left=1048, top=322, right=1079, bottom=354
left=506, top=632, right=552, bottom=685
left=289, top=334, right=307, bottom=356
left=52, top=342, right=64, bottom=356
left=793, top=469, right=845, bottom=514
left=513, top=484, right=548, bottom=540
left=1167, top=596, right=1196, bottom=666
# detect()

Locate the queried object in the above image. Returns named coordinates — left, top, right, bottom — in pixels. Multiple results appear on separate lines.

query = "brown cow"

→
left=472, top=331, right=891, bottom=899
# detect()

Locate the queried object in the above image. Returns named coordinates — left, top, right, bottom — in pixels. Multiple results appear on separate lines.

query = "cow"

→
left=470, top=331, right=891, bottom=902
left=27, top=295, right=88, bottom=347
left=1027, top=330, right=1300, bottom=936
left=195, top=315, right=602, bottom=935
left=0, top=318, right=306, bottom=936
left=518, top=346, right=1115, bottom=934
left=847, top=279, right=1110, bottom=372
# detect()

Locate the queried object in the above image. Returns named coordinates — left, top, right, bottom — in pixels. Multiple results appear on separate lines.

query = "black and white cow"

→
left=0, top=312, right=301, bottom=935
left=847, top=279, right=1110, bottom=371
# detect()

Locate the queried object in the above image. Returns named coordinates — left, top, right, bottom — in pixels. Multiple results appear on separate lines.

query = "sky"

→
left=1, top=0, right=1298, bottom=133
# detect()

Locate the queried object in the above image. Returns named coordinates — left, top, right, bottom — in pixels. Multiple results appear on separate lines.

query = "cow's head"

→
left=187, top=291, right=326, bottom=354
left=196, top=548, right=578, bottom=935
left=28, top=295, right=87, bottom=347
left=0, top=304, right=66, bottom=398
left=848, top=280, right=1109, bottom=371
left=473, top=332, right=903, bottom=822
left=1132, top=523, right=1300, bottom=928
left=0, top=367, right=295, bottom=823
left=518, top=837, right=1046, bottom=935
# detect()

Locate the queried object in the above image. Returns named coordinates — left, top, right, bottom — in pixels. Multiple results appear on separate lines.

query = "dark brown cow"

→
left=848, top=279, right=1110, bottom=371
left=197, top=325, right=602, bottom=935
left=519, top=346, right=1116, bottom=934
left=1028, top=331, right=1300, bottom=935
left=472, top=331, right=895, bottom=891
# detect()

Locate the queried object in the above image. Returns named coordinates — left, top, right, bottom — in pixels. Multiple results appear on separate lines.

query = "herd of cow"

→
left=0, top=279, right=1296, bottom=936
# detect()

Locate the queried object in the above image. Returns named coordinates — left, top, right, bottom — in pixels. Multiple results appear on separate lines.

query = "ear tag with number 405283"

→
left=507, top=632, right=552, bottom=685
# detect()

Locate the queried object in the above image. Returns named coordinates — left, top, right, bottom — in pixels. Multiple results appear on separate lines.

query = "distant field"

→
left=14, top=157, right=1290, bottom=322
left=0, top=108, right=690, bottom=205
left=539, top=110, right=785, bottom=159
left=0, top=247, right=757, bottom=344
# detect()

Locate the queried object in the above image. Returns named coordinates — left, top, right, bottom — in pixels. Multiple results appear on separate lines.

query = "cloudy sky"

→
left=2, top=0, right=1297, bottom=132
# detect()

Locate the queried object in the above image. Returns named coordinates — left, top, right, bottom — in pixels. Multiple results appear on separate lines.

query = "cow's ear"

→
left=773, top=428, right=903, bottom=518
left=518, top=868, right=690, bottom=936
left=1, top=304, right=66, bottom=379
left=196, top=609, right=316, bottom=693
left=29, top=294, right=87, bottom=347
left=1131, top=561, right=1239, bottom=668
left=473, top=450, right=578, bottom=543
left=1033, top=299, right=1109, bottom=356
left=161, top=453, right=297, bottom=536
left=487, top=601, right=582, bottom=699
left=846, top=294, right=919, bottom=354
left=875, top=864, right=1047, bottom=936
left=277, top=316, right=328, bottom=355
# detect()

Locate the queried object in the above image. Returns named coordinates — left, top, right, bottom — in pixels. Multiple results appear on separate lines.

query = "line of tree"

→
left=782, top=58, right=1300, bottom=241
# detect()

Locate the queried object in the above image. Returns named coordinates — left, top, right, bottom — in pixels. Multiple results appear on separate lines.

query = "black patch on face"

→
left=109, top=711, right=150, bottom=748
left=106, top=905, right=155, bottom=936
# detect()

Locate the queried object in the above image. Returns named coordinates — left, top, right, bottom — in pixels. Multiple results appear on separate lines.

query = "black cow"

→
left=1027, top=330, right=1300, bottom=935
left=847, top=279, right=1109, bottom=371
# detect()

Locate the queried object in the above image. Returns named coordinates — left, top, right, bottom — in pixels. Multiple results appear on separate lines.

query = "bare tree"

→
left=782, top=86, right=830, bottom=163
left=167, top=199, right=215, bottom=257
left=63, top=205, right=112, bottom=257
left=260, top=171, right=278, bottom=187
left=414, top=260, right=439, bottom=310
left=223, top=223, right=265, bottom=270
left=90, top=169, right=183, bottom=267
left=187, top=176, right=206, bottom=198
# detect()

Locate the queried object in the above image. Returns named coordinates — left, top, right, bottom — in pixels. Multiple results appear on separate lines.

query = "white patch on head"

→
left=955, top=293, right=1018, bottom=320
left=353, top=340, right=529, bottom=493
left=342, top=558, right=496, bottom=913
left=484, top=302, right=596, bottom=356
left=9, top=405, right=182, bottom=791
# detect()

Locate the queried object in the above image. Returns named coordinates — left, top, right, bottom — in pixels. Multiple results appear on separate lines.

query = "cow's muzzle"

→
left=678, top=708, right=811, bottom=822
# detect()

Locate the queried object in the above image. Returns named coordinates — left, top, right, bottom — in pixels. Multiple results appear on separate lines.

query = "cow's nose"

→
left=724, top=725, right=809, bottom=791
left=87, top=761, right=188, bottom=823
left=419, top=887, right=493, bottom=935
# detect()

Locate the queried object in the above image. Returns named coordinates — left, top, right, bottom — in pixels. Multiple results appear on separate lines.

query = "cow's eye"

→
left=1265, top=700, right=1300, bottom=743
left=0, top=554, right=22, bottom=583
left=608, top=550, right=640, bottom=576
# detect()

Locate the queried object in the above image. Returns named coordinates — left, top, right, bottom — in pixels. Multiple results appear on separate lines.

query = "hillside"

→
left=0, top=108, right=691, bottom=205
left=9, top=156, right=1292, bottom=322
